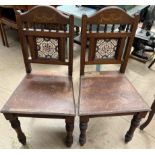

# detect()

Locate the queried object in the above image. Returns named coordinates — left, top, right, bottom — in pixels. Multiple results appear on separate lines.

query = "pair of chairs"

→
left=0, top=6, right=150, bottom=147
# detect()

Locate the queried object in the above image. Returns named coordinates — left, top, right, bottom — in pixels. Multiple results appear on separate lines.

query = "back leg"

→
left=140, top=99, right=155, bottom=130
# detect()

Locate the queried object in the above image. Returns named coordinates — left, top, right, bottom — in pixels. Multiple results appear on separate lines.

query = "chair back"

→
left=15, top=5, right=74, bottom=76
left=80, top=6, right=139, bottom=75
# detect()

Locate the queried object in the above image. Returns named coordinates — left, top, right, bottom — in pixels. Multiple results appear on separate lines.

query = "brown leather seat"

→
left=79, top=71, right=149, bottom=116
left=1, top=73, right=75, bottom=116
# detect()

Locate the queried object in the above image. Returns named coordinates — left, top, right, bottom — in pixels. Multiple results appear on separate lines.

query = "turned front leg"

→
left=125, top=113, right=142, bottom=143
left=65, top=116, right=74, bottom=147
left=79, top=116, right=89, bottom=146
left=4, top=114, right=26, bottom=145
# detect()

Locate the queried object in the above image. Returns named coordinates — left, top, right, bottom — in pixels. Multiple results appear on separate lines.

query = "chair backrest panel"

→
left=80, top=6, right=139, bottom=75
left=19, top=5, right=69, bottom=24
left=15, top=5, right=74, bottom=76
left=87, top=7, right=134, bottom=24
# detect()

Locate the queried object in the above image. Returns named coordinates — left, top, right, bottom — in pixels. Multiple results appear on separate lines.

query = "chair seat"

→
left=1, top=72, right=75, bottom=116
left=79, top=71, right=150, bottom=116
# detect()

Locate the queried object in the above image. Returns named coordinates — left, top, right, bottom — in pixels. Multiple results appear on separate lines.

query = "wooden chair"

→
left=0, top=6, right=75, bottom=147
left=140, top=98, right=155, bottom=130
left=0, top=6, right=35, bottom=47
left=0, top=6, right=18, bottom=47
left=78, top=6, right=150, bottom=146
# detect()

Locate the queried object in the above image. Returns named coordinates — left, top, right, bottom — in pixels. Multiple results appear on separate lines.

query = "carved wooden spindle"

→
left=97, top=24, right=100, bottom=32
left=41, top=24, right=44, bottom=32
left=111, top=24, right=115, bottom=32
left=119, top=24, right=122, bottom=32
left=126, top=24, right=130, bottom=32
left=44, top=23, right=47, bottom=30
left=74, top=26, right=79, bottom=35
left=44, top=24, right=47, bottom=31
left=79, top=116, right=89, bottom=146
left=65, top=117, right=74, bottom=147
left=104, top=24, right=107, bottom=32
left=48, top=23, right=51, bottom=32
left=119, top=24, right=126, bottom=32
left=125, top=113, right=141, bottom=143
left=9, top=117, right=26, bottom=145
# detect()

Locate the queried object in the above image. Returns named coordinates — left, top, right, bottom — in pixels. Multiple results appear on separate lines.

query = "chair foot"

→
left=9, top=117, right=26, bottom=145
left=125, top=113, right=141, bottom=143
left=65, top=117, right=74, bottom=147
left=79, top=116, right=89, bottom=146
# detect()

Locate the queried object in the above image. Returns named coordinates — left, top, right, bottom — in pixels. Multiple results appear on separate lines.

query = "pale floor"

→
left=0, top=27, right=155, bottom=149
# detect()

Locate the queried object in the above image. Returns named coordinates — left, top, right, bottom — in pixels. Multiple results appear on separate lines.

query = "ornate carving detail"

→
left=95, top=39, right=118, bottom=59
left=36, top=37, right=59, bottom=59
left=33, top=14, right=56, bottom=23
left=100, top=14, right=122, bottom=22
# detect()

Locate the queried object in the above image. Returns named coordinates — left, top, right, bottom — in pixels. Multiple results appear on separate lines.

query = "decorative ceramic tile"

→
left=95, top=39, right=118, bottom=59
left=36, top=37, right=59, bottom=59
